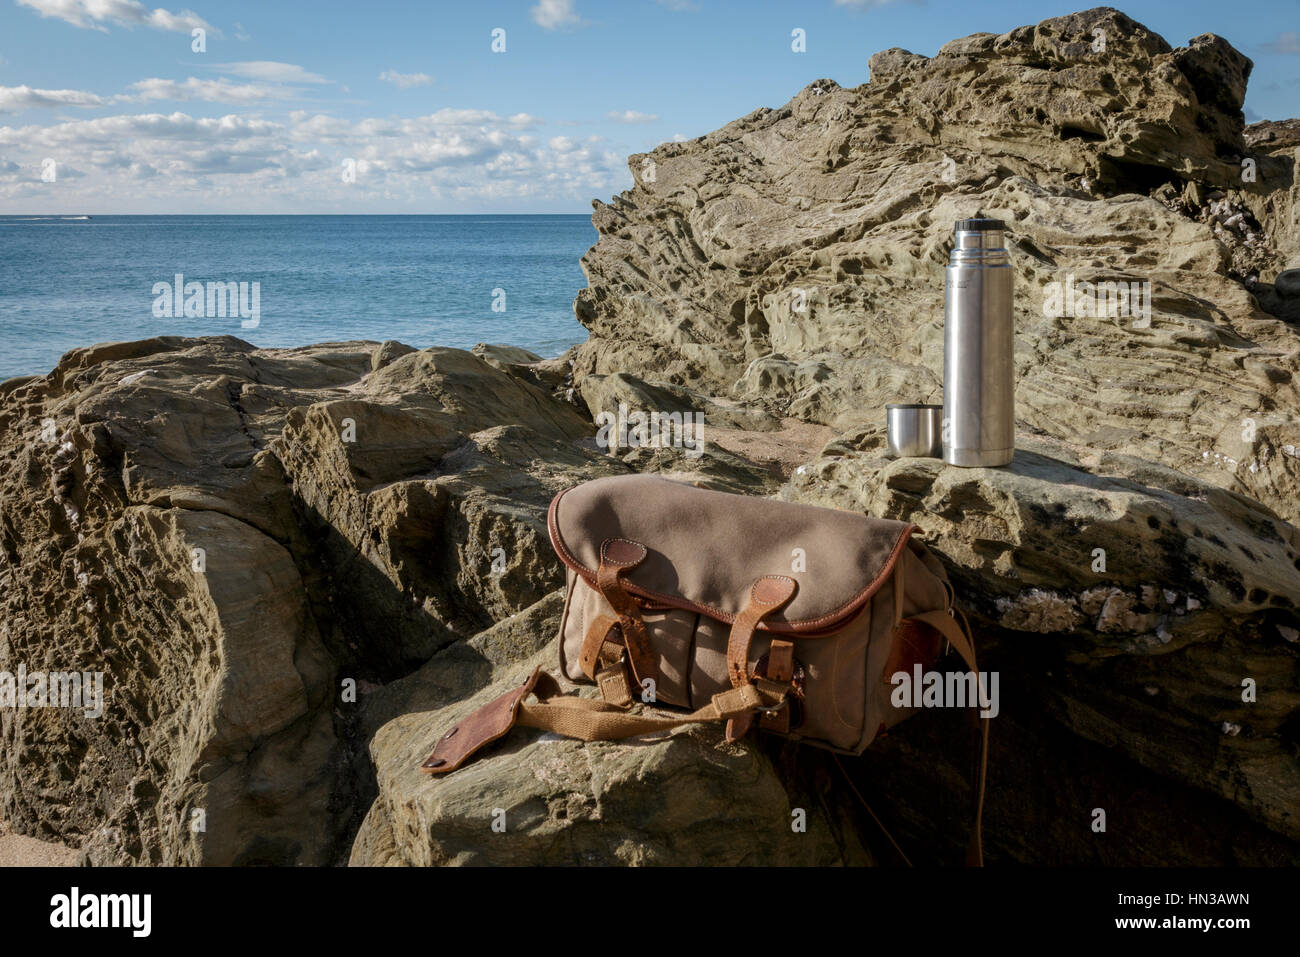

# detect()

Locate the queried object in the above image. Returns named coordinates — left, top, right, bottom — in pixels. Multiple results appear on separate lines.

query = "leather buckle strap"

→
left=578, top=612, right=634, bottom=706
left=729, top=664, right=800, bottom=740
left=725, top=576, right=797, bottom=688
left=596, top=656, right=633, bottom=708
left=724, top=577, right=797, bottom=741
left=577, top=613, right=619, bottom=678
left=756, top=639, right=799, bottom=734
left=590, top=538, right=658, bottom=692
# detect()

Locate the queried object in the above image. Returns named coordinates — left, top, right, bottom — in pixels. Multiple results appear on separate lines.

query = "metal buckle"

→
left=749, top=652, right=803, bottom=722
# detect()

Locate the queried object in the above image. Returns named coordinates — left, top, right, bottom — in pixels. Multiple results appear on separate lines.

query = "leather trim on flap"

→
left=421, top=667, right=542, bottom=774
left=547, top=475, right=916, bottom=636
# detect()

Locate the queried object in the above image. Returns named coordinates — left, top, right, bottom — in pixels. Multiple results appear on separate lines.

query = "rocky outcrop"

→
left=0, top=337, right=625, bottom=864
left=784, top=432, right=1300, bottom=859
left=2, top=6, right=1298, bottom=868
left=574, top=6, right=1300, bottom=524
left=562, top=6, right=1300, bottom=863
left=350, top=593, right=869, bottom=866
left=0, top=335, right=825, bottom=865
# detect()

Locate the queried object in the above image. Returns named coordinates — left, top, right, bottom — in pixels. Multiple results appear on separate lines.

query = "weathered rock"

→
left=574, top=6, right=1300, bottom=524
left=578, top=370, right=781, bottom=432
left=471, top=343, right=544, bottom=368
left=473, top=342, right=575, bottom=393
left=272, top=346, right=607, bottom=668
left=356, top=589, right=566, bottom=744
left=0, top=338, right=625, bottom=864
left=1241, top=118, right=1300, bottom=283
left=1276, top=271, right=1300, bottom=299
left=0, top=333, right=805, bottom=865
left=573, top=370, right=832, bottom=485
left=783, top=431, right=1300, bottom=859
left=350, top=595, right=871, bottom=866
left=3, top=6, right=1299, bottom=870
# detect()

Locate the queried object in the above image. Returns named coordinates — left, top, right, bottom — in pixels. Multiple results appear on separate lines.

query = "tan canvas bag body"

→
left=422, top=474, right=988, bottom=862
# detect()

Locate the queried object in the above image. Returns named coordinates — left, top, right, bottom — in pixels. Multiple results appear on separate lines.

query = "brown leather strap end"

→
left=724, top=715, right=750, bottom=743
left=726, top=575, right=797, bottom=689
left=421, top=667, right=553, bottom=774
left=578, top=612, right=620, bottom=680
left=594, top=538, right=658, bottom=687
left=724, top=579, right=798, bottom=740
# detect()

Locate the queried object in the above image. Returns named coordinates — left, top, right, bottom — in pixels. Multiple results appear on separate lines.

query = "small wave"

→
left=61, top=215, right=91, bottom=220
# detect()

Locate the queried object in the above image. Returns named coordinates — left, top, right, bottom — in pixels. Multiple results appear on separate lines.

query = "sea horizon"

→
left=0, top=213, right=596, bottom=382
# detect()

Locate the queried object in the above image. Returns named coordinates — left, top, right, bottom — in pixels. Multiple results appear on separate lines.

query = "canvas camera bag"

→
left=421, top=473, right=989, bottom=861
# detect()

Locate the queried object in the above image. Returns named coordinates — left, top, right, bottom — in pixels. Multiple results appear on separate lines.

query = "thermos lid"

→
left=955, top=217, right=1005, bottom=232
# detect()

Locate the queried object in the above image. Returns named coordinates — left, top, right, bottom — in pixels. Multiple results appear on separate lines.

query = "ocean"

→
left=0, top=214, right=596, bottom=382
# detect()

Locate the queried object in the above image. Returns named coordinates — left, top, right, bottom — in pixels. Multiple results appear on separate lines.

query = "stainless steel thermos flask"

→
left=943, top=218, right=1015, bottom=467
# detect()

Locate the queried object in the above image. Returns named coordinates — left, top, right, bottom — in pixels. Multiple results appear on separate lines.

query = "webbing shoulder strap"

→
left=517, top=671, right=788, bottom=740
left=421, top=667, right=790, bottom=773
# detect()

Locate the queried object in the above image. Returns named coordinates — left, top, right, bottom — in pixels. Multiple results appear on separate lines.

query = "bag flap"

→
left=547, top=474, right=915, bottom=634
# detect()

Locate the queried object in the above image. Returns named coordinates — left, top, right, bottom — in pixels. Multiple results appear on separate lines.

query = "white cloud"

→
left=0, top=112, right=282, bottom=148
left=379, top=70, right=434, bottom=89
left=0, top=77, right=298, bottom=113
left=0, top=106, right=621, bottom=209
left=17, top=0, right=211, bottom=33
left=606, top=109, right=658, bottom=124
left=212, top=62, right=328, bottom=84
left=531, top=0, right=581, bottom=30
left=125, top=77, right=286, bottom=103
left=0, top=84, right=106, bottom=112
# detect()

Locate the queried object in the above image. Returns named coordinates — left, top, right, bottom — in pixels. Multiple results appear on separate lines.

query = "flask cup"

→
left=886, top=404, right=943, bottom=458
left=943, top=218, right=1015, bottom=467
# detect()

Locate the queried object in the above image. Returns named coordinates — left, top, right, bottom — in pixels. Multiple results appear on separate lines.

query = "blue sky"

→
left=0, top=0, right=1296, bottom=213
